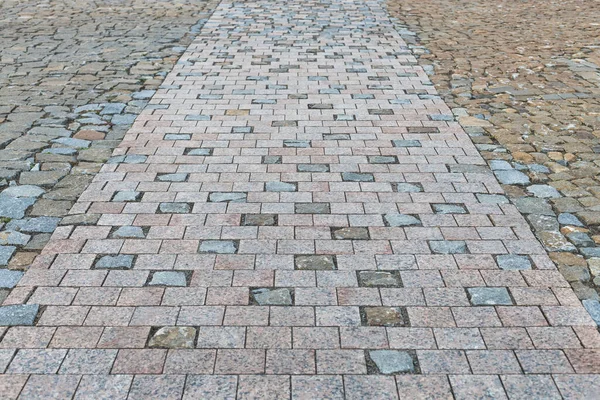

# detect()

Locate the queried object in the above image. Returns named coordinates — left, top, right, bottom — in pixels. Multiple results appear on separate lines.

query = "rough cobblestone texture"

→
left=387, top=0, right=600, bottom=300
left=0, top=0, right=599, bottom=398
left=0, top=0, right=219, bottom=275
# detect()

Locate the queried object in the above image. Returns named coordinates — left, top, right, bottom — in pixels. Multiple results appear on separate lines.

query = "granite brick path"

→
left=1, top=0, right=599, bottom=398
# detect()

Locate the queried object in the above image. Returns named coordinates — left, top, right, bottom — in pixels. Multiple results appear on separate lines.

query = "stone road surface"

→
left=387, top=0, right=600, bottom=303
left=1, top=0, right=600, bottom=398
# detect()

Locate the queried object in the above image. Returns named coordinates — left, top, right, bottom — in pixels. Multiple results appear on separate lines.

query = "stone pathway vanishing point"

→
left=1, top=0, right=599, bottom=399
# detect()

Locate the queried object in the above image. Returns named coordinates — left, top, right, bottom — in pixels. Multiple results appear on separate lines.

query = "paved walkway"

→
left=1, top=0, right=599, bottom=398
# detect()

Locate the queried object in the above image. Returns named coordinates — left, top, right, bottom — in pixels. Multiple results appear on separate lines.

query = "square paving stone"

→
left=164, top=134, right=191, bottom=141
left=368, top=350, right=415, bottom=374
left=148, top=271, right=188, bottom=287
left=159, top=202, right=191, bottom=214
left=358, top=271, right=401, bottom=287
left=468, top=287, right=513, bottom=306
left=209, top=192, right=247, bottom=203
left=0, top=304, right=39, bottom=326
left=362, top=307, right=407, bottom=327
left=295, top=203, right=330, bottom=214
left=263, top=156, right=282, bottom=164
left=111, top=226, right=145, bottom=239
left=112, top=191, right=141, bottom=202
left=384, top=214, right=421, bottom=227
left=297, top=164, right=330, bottom=172
left=295, top=255, right=336, bottom=270
left=332, top=227, right=369, bottom=240
left=432, top=204, right=467, bottom=214
left=95, top=254, right=134, bottom=269
left=429, top=241, right=467, bottom=254
left=251, top=288, right=293, bottom=305
left=199, top=240, right=238, bottom=254
left=266, top=182, right=297, bottom=192
left=0, top=269, right=24, bottom=289
left=395, top=183, right=423, bottom=193
left=156, top=173, right=188, bottom=182
left=243, top=214, right=277, bottom=226
left=184, top=148, right=213, bottom=156
left=496, top=255, right=532, bottom=270
left=342, top=172, right=374, bottom=182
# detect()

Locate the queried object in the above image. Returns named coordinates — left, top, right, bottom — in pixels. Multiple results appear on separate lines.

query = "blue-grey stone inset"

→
left=298, top=164, right=329, bottom=173
left=149, top=271, right=187, bottom=287
left=159, top=203, right=191, bottom=214
left=266, top=182, right=297, bottom=192
left=432, top=204, right=467, bottom=214
left=468, top=287, right=513, bottom=305
left=157, top=173, right=188, bottom=182
left=0, top=304, right=39, bottom=326
left=476, top=194, right=510, bottom=204
left=209, top=192, right=247, bottom=203
left=0, top=269, right=24, bottom=289
left=251, top=288, right=293, bottom=305
left=384, top=214, right=421, bottom=227
left=429, top=241, right=467, bottom=254
left=185, top=148, right=213, bottom=156
left=199, top=240, right=237, bottom=254
left=112, top=191, right=141, bottom=202
left=392, top=140, right=421, bottom=148
left=369, top=350, right=415, bottom=374
left=497, top=255, right=532, bottom=270
left=342, top=172, right=374, bottom=183
left=95, top=255, right=134, bottom=269
left=164, top=134, right=191, bottom=141
left=395, top=183, right=423, bottom=193
left=111, top=226, right=145, bottom=239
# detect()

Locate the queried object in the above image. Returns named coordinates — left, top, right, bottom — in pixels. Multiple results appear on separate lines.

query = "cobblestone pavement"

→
left=0, top=0, right=218, bottom=284
left=1, top=0, right=600, bottom=398
left=386, top=0, right=600, bottom=303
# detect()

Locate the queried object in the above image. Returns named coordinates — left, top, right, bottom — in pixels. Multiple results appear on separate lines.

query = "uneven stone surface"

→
left=387, top=0, right=600, bottom=300
left=0, top=0, right=219, bottom=274
left=0, top=0, right=599, bottom=398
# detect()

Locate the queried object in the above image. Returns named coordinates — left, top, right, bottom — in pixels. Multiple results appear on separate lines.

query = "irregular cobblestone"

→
left=0, top=0, right=219, bottom=274
left=387, top=0, right=600, bottom=299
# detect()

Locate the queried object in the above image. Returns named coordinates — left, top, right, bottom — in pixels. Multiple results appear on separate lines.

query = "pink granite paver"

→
left=2, top=0, right=599, bottom=398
